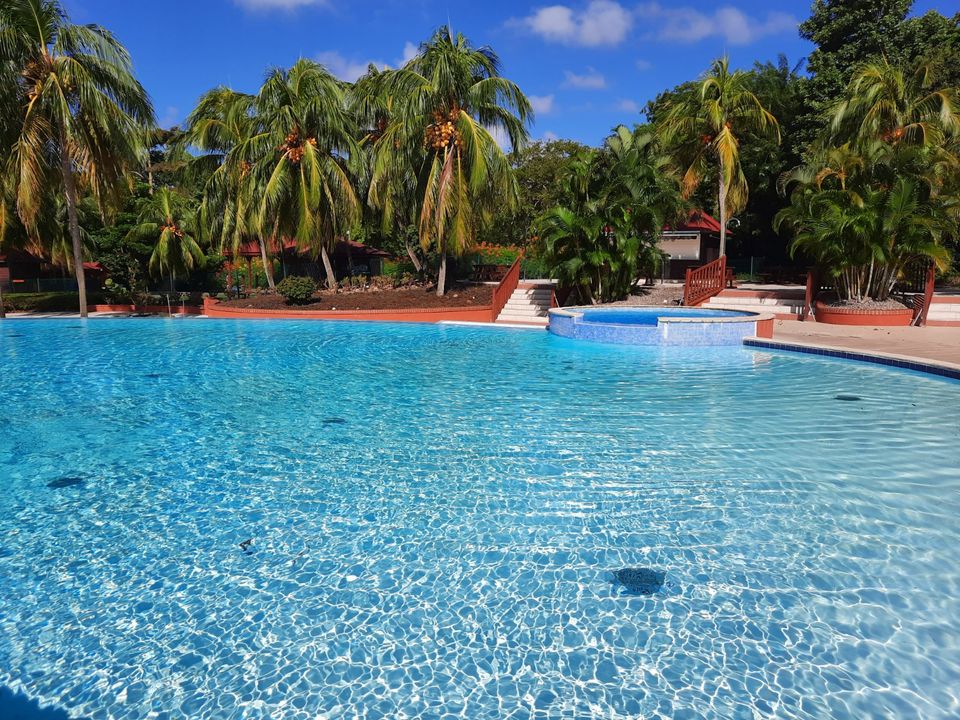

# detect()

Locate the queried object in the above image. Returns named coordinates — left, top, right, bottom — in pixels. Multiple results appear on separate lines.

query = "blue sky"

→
left=64, top=0, right=952, bottom=147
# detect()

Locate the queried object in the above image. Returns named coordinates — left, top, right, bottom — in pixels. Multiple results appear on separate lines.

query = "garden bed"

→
left=815, top=300, right=914, bottom=326
left=219, top=284, right=492, bottom=311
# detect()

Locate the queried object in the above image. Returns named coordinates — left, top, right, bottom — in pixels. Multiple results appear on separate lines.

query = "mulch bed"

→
left=825, top=298, right=909, bottom=310
left=219, top=284, right=493, bottom=311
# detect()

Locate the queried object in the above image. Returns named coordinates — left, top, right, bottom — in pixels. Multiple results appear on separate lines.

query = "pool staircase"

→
left=495, top=282, right=555, bottom=326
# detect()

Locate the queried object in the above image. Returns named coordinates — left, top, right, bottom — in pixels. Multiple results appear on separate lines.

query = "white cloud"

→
left=617, top=99, right=640, bottom=113
left=637, top=3, right=797, bottom=45
left=234, top=0, right=328, bottom=10
left=542, top=130, right=559, bottom=141
left=315, top=50, right=388, bottom=82
left=529, top=94, right=556, bottom=114
left=515, top=1, right=633, bottom=47
left=636, top=59, right=653, bottom=71
left=564, top=68, right=606, bottom=89
left=399, top=41, right=419, bottom=65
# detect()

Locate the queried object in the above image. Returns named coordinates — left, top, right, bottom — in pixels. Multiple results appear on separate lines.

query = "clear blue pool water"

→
left=1, top=318, right=958, bottom=719
left=578, top=307, right=753, bottom=325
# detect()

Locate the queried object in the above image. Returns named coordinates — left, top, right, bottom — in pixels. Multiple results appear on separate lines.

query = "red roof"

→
left=82, top=262, right=104, bottom=271
left=665, top=211, right=729, bottom=235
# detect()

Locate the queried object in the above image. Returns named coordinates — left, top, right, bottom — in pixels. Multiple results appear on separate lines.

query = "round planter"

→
left=814, top=301, right=914, bottom=326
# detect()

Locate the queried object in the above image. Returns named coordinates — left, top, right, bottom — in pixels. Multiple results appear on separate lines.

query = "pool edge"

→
left=744, top=336, right=960, bottom=380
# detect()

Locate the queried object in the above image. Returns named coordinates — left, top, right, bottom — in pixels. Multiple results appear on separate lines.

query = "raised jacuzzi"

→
left=548, top=306, right=774, bottom=345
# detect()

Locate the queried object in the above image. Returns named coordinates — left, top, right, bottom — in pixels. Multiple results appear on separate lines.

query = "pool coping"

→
left=744, top=336, right=960, bottom=380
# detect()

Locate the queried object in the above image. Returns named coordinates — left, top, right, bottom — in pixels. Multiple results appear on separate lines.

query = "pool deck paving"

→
left=770, top=320, right=960, bottom=369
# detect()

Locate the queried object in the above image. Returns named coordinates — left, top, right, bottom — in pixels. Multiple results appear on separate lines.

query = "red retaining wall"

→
left=90, top=304, right=204, bottom=315
left=203, top=297, right=493, bottom=323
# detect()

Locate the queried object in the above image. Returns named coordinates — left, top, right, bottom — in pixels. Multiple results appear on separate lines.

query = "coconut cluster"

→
left=161, top=224, right=184, bottom=239
left=425, top=109, right=462, bottom=151
left=280, top=129, right=317, bottom=164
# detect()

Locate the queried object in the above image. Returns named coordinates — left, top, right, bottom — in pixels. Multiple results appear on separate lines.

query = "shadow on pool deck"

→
left=0, top=685, right=77, bottom=719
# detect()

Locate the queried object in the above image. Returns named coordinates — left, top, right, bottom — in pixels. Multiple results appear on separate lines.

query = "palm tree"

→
left=351, top=65, right=424, bottom=272
left=368, top=28, right=532, bottom=295
left=0, top=0, right=154, bottom=317
left=658, top=57, right=779, bottom=258
left=180, top=88, right=278, bottom=288
left=830, top=59, right=960, bottom=149
left=243, top=59, right=359, bottom=290
left=126, top=187, right=204, bottom=291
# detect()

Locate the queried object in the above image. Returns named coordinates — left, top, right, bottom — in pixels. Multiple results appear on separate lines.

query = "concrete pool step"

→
left=496, top=285, right=554, bottom=326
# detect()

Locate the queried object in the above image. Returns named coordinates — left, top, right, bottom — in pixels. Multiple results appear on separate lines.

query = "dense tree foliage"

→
left=777, top=60, right=959, bottom=301
left=1, top=1, right=958, bottom=312
left=536, top=126, right=684, bottom=303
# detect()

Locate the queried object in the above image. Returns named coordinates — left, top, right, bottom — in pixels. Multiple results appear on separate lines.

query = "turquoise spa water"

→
left=0, top=319, right=958, bottom=719
left=577, top=307, right=753, bottom=325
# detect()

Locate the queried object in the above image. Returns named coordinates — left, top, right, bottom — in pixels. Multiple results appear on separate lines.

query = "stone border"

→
left=743, top=336, right=960, bottom=381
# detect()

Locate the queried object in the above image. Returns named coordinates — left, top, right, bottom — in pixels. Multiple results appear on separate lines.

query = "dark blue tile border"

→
left=744, top=338, right=960, bottom=381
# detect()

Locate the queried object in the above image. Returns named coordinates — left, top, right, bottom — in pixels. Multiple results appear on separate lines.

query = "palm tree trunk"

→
left=405, top=239, right=423, bottom=273
left=718, top=169, right=728, bottom=258
left=61, top=149, right=88, bottom=318
left=436, top=249, right=447, bottom=297
left=320, top=245, right=337, bottom=290
left=259, top=238, right=276, bottom=290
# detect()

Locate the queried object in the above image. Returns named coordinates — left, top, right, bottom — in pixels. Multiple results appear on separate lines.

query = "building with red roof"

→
left=659, top=211, right=727, bottom=280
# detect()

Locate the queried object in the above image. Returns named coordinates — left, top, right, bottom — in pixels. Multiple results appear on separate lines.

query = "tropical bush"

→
left=536, top=126, right=684, bottom=304
left=276, top=276, right=316, bottom=305
left=776, top=59, right=959, bottom=303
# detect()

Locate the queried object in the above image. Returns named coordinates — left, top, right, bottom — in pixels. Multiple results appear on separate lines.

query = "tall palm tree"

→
left=0, top=0, right=154, bottom=316
left=180, top=88, right=278, bottom=288
left=351, top=65, right=424, bottom=272
left=242, top=59, right=359, bottom=290
left=658, top=57, right=779, bottom=258
left=368, top=28, right=531, bottom=295
left=126, top=187, right=204, bottom=291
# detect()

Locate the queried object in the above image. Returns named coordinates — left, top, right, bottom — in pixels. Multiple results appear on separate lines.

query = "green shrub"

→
left=1, top=292, right=107, bottom=312
left=277, top=276, right=316, bottom=304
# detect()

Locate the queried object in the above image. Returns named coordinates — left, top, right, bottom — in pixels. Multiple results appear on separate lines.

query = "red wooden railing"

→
left=683, top=255, right=727, bottom=307
left=490, top=253, right=523, bottom=321
left=913, top=262, right=936, bottom=326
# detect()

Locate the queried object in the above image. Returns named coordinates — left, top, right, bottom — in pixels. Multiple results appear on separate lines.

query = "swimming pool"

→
left=1, top=319, right=958, bottom=719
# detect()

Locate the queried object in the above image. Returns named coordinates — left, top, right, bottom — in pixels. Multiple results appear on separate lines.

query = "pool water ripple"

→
left=0, top=319, right=958, bottom=719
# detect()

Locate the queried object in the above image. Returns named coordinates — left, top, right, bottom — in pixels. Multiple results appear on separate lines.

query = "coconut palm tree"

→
left=126, top=187, right=204, bottom=291
left=240, top=59, right=359, bottom=290
left=0, top=0, right=155, bottom=316
left=180, top=88, right=278, bottom=288
left=368, top=28, right=532, bottom=295
left=351, top=65, right=424, bottom=272
left=658, top=57, right=779, bottom=258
